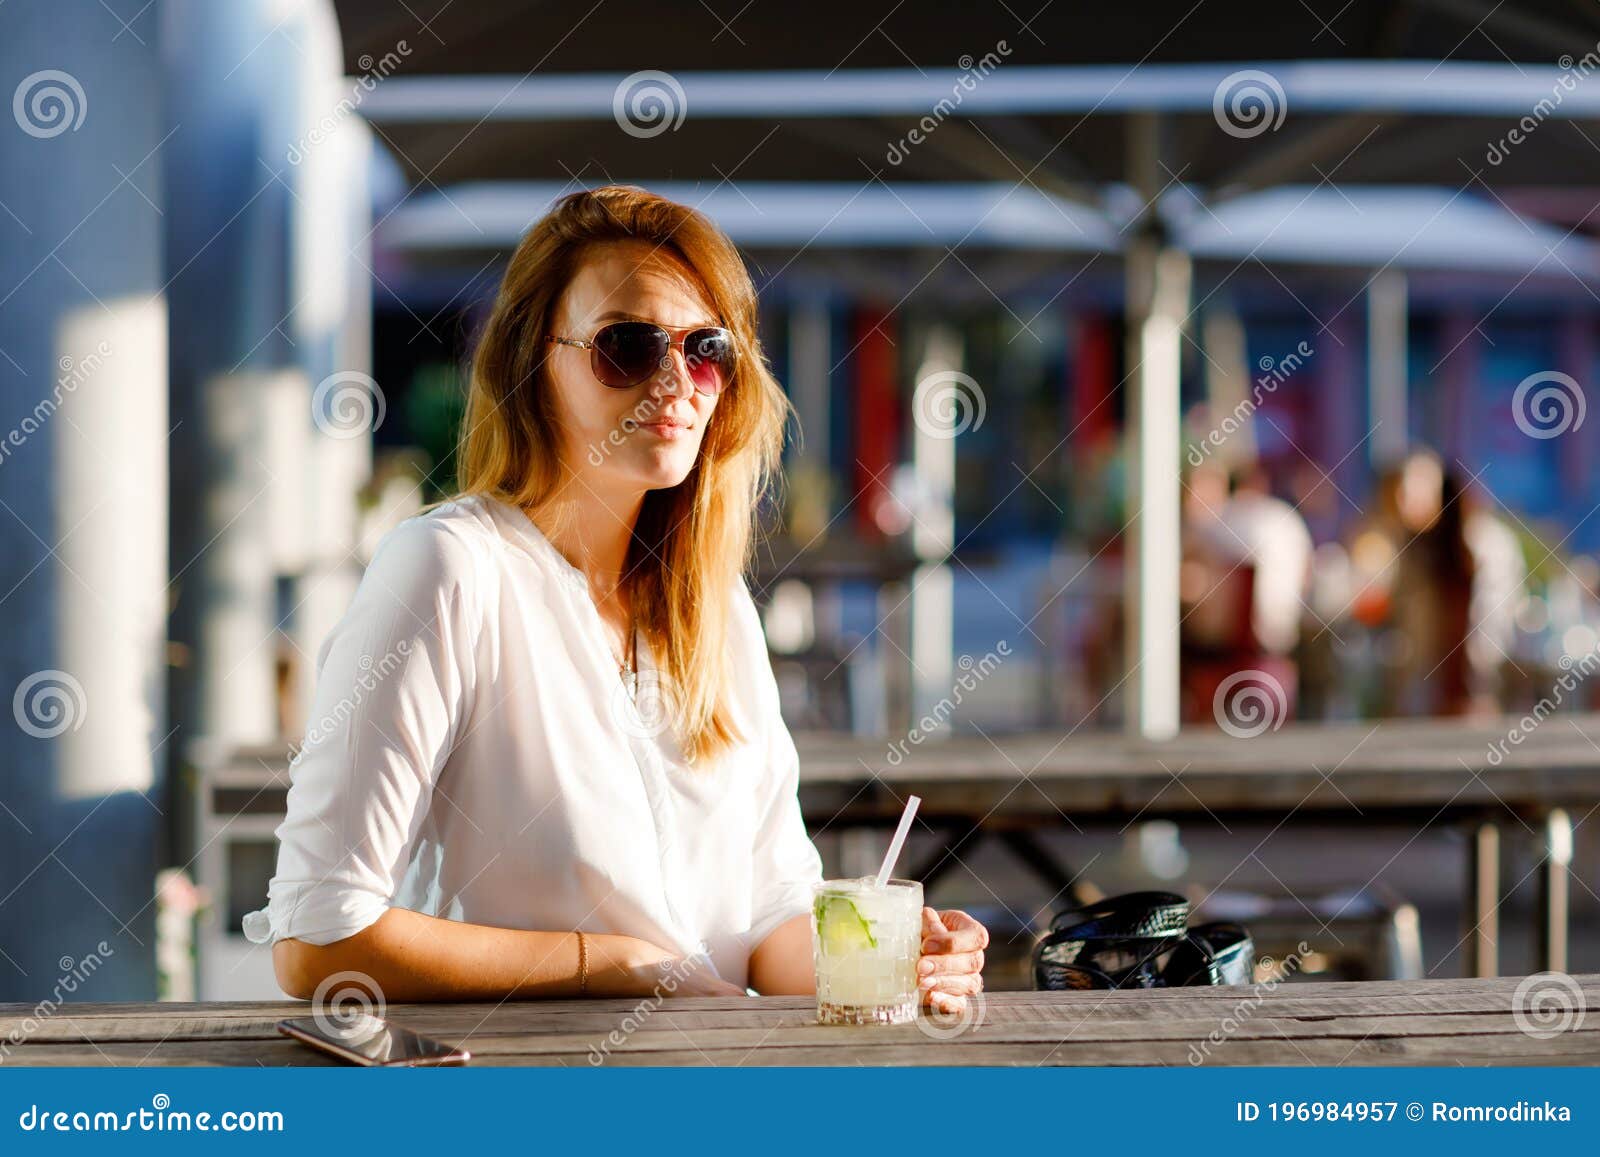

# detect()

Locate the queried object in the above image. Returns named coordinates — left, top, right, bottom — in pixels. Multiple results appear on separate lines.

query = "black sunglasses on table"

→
left=1033, top=891, right=1255, bottom=990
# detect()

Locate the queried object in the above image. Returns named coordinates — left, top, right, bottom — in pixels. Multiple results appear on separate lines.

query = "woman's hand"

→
left=601, top=936, right=747, bottom=998
left=917, top=907, right=987, bottom=1016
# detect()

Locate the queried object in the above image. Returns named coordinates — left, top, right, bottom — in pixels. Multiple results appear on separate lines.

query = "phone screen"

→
left=277, top=1015, right=469, bottom=1066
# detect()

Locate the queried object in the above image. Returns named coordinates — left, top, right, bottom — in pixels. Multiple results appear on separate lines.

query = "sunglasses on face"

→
left=545, top=321, right=736, bottom=395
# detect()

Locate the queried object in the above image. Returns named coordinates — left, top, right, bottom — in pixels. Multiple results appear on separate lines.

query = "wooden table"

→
left=795, top=716, right=1600, bottom=978
left=6, top=976, right=1598, bottom=1065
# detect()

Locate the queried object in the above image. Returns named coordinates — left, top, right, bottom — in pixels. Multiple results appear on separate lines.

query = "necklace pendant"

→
left=622, top=667, right=637, bottom=698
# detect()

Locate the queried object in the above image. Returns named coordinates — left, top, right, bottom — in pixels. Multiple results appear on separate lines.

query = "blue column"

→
left=0, top=0, right=167, bottom=1000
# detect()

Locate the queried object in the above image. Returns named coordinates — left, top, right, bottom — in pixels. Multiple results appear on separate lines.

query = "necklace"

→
left=619, top=601, right=638, bottom=698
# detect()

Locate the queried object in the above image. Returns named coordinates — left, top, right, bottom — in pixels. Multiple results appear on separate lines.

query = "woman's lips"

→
left=641, top=421, right=690, bottom=439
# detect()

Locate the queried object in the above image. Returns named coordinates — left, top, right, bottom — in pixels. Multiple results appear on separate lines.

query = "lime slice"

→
left=814, top=894, right=877, bottom=951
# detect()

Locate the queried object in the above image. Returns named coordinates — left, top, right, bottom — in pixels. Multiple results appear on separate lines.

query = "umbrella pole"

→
left=1124, top=114, right=1189, bottom=740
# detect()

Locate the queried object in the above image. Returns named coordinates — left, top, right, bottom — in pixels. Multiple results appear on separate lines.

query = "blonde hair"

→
left=451, top=184, right=790, bottom=767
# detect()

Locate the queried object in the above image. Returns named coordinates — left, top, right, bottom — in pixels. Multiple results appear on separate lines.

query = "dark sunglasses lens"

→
left=683, top=328, right=733, bottom=394
left=592, top=322, right=668, bottom=388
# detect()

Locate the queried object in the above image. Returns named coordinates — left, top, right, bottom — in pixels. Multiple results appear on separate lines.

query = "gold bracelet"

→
left=576, top=930, right=588, bottom=996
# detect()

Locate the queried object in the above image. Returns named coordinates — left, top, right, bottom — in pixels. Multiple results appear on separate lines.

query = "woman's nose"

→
left=649, top=347, right=698, bottom=399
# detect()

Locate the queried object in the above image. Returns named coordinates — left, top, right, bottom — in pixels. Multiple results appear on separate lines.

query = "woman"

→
left=245, top=185, right=987, bottom=1014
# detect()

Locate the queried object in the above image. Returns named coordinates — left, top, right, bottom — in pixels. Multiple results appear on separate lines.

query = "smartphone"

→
left=277, top=1014, right=470, bottom=1067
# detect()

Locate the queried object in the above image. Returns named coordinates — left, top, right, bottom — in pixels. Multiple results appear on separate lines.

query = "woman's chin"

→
left=627, top=450, right=697, bottom=491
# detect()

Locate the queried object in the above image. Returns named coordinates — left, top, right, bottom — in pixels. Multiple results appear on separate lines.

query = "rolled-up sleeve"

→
left=740, top=582, right=824, bottom=951
left=242, top=515, right=483, bottom=947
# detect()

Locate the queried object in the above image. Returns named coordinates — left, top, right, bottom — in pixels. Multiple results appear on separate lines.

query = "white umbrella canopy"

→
left=380, top=179, right=1600, bottom=283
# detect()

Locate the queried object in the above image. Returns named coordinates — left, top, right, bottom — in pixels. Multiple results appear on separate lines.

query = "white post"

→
left=908, top=326, right=961, bottom=737
left=1124, top=241, right=1189, bottom=740
left=1368, top=270, right=1409, bottom=467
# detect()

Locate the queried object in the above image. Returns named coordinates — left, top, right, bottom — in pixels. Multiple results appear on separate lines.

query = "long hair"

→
left=451, top=184, right=790, bottom=768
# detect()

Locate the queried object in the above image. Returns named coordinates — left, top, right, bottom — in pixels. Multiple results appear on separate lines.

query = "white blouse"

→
left=242, top=493, right=824, bottom=989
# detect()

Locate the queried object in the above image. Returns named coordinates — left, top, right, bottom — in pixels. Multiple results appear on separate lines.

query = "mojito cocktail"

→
left=812, top=878, right=922, bottom=1025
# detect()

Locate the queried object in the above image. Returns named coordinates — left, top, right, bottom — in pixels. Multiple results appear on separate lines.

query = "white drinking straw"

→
left=874, top=794, right=921, bottom=888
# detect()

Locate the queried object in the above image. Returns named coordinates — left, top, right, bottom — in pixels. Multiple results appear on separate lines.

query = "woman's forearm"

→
left=747, top=913, right=817, bottom=995
left=272, top=907, right=666, bottom=1001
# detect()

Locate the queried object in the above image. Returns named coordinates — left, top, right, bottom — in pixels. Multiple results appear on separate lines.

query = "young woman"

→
left=245, top=185, right=987, bottom=1013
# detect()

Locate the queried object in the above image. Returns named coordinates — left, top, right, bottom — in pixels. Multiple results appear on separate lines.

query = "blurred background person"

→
left=1181, top=460, right=1312, bottom=724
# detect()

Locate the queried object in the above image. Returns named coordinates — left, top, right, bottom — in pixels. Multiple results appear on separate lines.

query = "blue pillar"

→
left=0, top=0, right=167, bottom=1000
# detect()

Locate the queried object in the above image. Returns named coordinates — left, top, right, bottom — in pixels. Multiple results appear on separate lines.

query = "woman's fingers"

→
left=925, top=989, right=969, bottom=1016
left=670, top=974, right=746, bottom=997
left=919, top=970, right=983, bottom=997
left=917, top=949, right=984, bottom=977
left=920, top=907, right=989, bottom=955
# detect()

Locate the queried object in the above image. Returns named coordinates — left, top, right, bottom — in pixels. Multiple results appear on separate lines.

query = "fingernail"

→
left=918, top=958, right=933, bottom=975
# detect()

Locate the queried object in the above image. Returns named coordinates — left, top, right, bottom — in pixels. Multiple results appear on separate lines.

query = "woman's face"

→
left=546, top=239, right=724, bottom=494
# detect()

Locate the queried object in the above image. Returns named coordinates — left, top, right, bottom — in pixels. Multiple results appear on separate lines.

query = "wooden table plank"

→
left=794, top=717, right=1600, bottom=817
left=3, top=977, right=1595, bottom=1067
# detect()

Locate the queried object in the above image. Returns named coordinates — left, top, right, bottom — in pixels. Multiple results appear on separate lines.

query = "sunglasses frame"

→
left=545, top=321, right=736, bottom=395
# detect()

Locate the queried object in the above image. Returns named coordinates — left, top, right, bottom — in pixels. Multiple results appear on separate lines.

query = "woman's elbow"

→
left=272, top=938, right=334, bottom=1000
left=272, top=920, right=388, bottom=1000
